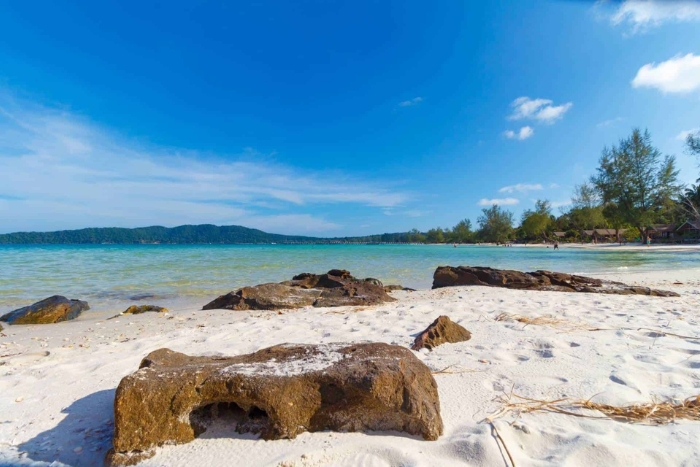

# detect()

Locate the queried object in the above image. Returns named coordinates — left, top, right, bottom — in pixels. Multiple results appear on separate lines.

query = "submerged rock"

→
left=432, top=266, right=680, bottom=297
left=202, top=269, right=396, bottom=311
left=412, top=316, right=472, bottom=351
left=107, top=342, right=443, bottom=466
left=0, top=295, right=90, bottom=325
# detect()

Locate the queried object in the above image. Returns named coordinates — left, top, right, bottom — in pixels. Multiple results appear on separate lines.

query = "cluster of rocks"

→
left=432, top=265, right=680, bottom=297
left=2, top=266, right=683, bottom=465
left=202, top=269, right=402, bottom=311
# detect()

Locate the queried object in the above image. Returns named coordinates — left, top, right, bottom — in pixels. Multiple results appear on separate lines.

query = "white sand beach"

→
left=1, top=268, right=700, bottom=467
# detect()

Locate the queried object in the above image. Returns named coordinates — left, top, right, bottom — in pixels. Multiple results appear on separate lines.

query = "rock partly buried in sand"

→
left=122, top=305, right=168, bottom=314
left=412, top=316, right=472, bottom=351
left=432, top=266, right=680, bottom=297
left=0, top=295, right=90, bottom=325
left=106, top=343, right=443, bottom=466
left=202, top=269, right=396, bottom=311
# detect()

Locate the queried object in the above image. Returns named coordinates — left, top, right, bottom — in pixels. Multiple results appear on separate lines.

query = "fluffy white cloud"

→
left=398, top=97, right=423, bottom=107
left=677, top=128, right=700, bottom=140
left=478, top=198, right=519, bottom=206
left=503, top=126, right=534, bottom=140
left=508, top=97, right=573, bottom=124
left=610, top=0, right=700, bottom=33
left=632, top=53, right=700, bottom=93
left=498, top=183, right=543, bottom=194
left=0, top=95, right=410, bottom=234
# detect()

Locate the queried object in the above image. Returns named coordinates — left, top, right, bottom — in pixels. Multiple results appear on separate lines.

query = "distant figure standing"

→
left=554, top=241, right=559, bottom=250
left=647, top=236, right=651, bottom=247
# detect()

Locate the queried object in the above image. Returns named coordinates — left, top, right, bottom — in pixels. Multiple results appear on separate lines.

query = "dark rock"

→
left=432, top=266, right=679, bottom=297
left=412, top=316, right=472, bottom=351
left=106, top=342, right=443, bottom=466
left=123, top=305, right=169, bottom=314
left=203, top=270, right=396, bottom=311
left=0, top=296, right=89, bottom=325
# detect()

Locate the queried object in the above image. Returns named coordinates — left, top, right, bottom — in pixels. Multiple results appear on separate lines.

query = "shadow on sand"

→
left=13, top=389, right=115, bottom=467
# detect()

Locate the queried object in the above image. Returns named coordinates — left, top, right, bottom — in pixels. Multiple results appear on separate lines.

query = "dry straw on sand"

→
left=484, top=391, right=700, bottom=467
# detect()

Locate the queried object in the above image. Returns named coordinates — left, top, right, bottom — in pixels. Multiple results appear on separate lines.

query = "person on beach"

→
left=554, top=241, right=559, bottom=250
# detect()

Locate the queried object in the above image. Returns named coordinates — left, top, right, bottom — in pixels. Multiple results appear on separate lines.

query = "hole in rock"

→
left=189, top=402, right=271, bottom=438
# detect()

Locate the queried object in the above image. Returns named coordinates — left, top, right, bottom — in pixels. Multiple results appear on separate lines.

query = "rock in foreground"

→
left=412, top=316, right=472, bottom=351
left=0, top=295, right=90, bottom=325
left=107, top=343, right=443, bottom=465
left=432, top=266, right=679, bottom=297
left=202, top=269, right=396, bottom=311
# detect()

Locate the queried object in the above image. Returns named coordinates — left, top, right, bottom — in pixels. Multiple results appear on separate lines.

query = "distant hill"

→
left=0, top=224, right=413, bottom=244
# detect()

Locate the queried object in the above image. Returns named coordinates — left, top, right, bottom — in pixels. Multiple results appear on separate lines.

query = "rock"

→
left=432, top=266, right=679, bottom=297
left=122, top=305, right=169, bottom=315
left=384, top=285, right=415, bottom=292
left=412, top=316, right=472, bottom=351
left=203, top=270, right=396, bottom=311
left=106, top=343, right=443, bottom=466
left=0, top=296, right=90, bottom=325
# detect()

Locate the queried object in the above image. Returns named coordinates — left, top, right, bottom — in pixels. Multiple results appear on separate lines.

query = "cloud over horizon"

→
left=0, top=95, right=410, bottom=235
left=610, top=0, right=700, bottom=33
left=632, top=53, right=700, bottom=93
left=498, top=183, right=543, bottom=194
left=478, top=197, right=520, bottom=206
left=508, top=97, right=573, bottom=124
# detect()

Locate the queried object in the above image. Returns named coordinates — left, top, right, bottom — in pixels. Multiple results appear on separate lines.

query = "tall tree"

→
left=520, top=199, right=553, bottom=240
left=687, top=130, right=700, bottom=156
left=449, top=219, right=474, bottom=243
left=477, top=205, right=514, bottom=243
left=591, top=129, right=680, bottom=242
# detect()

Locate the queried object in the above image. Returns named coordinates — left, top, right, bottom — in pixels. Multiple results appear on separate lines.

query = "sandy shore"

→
left=1, top=269, right=700, bottom=466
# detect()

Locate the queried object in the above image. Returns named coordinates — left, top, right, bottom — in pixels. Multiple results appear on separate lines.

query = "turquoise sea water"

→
left=1, top=244, right=698, bottom=314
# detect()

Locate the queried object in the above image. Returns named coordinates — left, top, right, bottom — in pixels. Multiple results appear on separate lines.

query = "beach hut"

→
left=647, top=224, right=677, bottom=240
left=581, top=229, right=627, bottom=243
left=676, top=220, right=700, bottom=241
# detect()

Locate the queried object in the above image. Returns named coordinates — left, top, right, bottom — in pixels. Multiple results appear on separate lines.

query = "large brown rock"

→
left=412, top=316, right=472, bottom=351
left=203, top=270, right=396, bottom=311
left=0, top=295, right=90, bottom=325
left=432, top=266, right=679, bottom=297
left=107, top=343, right=443, bottom=466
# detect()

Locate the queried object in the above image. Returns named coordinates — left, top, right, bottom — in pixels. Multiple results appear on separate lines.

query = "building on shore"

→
left=582, top=229, right=627, bottom=243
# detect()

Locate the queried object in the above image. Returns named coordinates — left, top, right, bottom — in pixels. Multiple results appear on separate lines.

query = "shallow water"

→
left=1, top=244, right=698, bottom=314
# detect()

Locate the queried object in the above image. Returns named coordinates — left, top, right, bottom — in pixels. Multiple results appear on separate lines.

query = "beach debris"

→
left=0, top=295, right=90, bottom=325
left=202, top=269, right=396, bottom=311
left=108, top=305, right=169, bottom=320
left=107, top=342, right=443, bottom=466
left=432, top=266, right=680, bottom=297
left=411, top=315, right=472, bottom=351
left=487, top=391, right=700, bottom=425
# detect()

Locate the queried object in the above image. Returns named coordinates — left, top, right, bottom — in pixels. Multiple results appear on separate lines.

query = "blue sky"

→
left=1, top=0, right=699, bottom=235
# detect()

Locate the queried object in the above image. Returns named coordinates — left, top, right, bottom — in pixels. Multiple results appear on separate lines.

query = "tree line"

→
left=408, top=128, right=700, bottom=244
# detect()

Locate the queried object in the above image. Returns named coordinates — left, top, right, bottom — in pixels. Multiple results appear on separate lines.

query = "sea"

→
left=1, top=244, right=698, bottom=315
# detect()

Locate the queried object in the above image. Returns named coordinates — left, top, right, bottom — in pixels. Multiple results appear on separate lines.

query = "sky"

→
left=0, top=0, right=699, bottom=236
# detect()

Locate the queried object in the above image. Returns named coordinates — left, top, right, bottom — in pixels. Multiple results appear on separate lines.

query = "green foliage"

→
left=520, top=199, right=553, bottom=240
left=447, top=219, right=474, bottom=243
left=687, top=131, right=700, bottom=156
left=591, top=128, right=681, bottom=240
left=425, top=227, right=446, bottom=243
left=477, top=205, right=514, bottom=243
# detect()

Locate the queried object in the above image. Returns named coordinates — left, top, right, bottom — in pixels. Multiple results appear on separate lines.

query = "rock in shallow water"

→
left=106, top=342, right=443, bottom=466
left=412, top=316, right=472, bottom=351
left=122, top=305, right=168, bottom=314
left=202, top=269, right=396, bottom=311
left=432, top=266, right=680, bottom=297
left=0, top=295, right=90, bottom=325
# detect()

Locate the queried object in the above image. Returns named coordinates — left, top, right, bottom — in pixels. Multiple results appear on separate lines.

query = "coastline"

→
left=1, top=268, right=699, bottom=466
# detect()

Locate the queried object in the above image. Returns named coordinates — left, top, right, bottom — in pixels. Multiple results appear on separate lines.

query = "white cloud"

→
left=549, top=183, right=560, bottom=189
left=398, top=97, right=423, bottom=107
left=677, top=127, right=700, bottom=140
left=503, top=126, right=534, bottom=140
left=610, top=0, right=700, bottom=33
left=499, top=183, right=543, bottom=194
left=478, top=198, right=520, bottom=206
left=632, top=53, right=700, bottom=93
left=596, top=117, right=624, bottom=128
left=508, top=97, right=573, bottom=124
left=0, top=95, right=410, bottom=234
left=550, top=200, right=572, bottom=208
